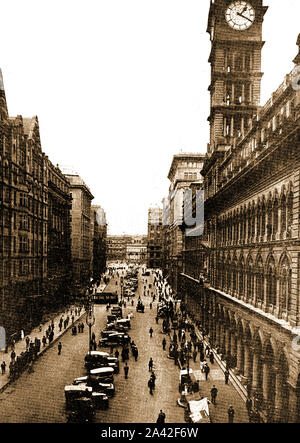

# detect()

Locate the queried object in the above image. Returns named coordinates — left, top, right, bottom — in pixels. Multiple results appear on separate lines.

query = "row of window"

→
left=2, top=259, right=43, bottom=278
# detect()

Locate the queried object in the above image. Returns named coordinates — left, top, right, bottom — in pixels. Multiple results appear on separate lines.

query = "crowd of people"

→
left=1, top=305, right=83, bottom=382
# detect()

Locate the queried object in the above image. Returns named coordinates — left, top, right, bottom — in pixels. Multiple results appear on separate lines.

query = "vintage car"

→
left=98, top=332, right=130, bottom=348
left=136, top=301, right=145, bottom=313
left=84, top=351, right=119, bottom=373
left=111, top=306, right=122, bottom=316
left=66, top=397, right=95, bottom=423
left=179, top=369, right=199, bottom=393
left=89, top=367, right=114, bottom=383
left=73, top=376, right=115, bottom=398
left=65, top=385, right=93, bottom=410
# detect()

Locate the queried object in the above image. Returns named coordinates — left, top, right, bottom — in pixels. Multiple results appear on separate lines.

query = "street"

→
left=0, top=269, right=248, bottom=423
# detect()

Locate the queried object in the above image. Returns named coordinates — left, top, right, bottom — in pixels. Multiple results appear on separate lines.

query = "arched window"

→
left=281, top=194, right=287, bottom=234
left=246, top=257, right=254, bottom=302
left=273, top=198, right=278, bottom=235
left=256, top=257, right=264, bottom=303
left=279, top=257, right=292, bottom=315
left=266, top=257, right=277, bottom=307
left=267, top=200, right=273, bottom=239
left=261, top=199, right=266, bottom=237
left=239, top=257, right=245, bottom=298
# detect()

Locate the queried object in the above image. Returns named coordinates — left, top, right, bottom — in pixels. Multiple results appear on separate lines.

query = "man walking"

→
left=58, top=342, right=62, bottom=355
left=156, top=410, right=166, bottom=424
left=162, top=338, right=166, bottom=351
left=1, top=361, right=6, bottom=375
left=204, top=363, right=210, bottom=380
left=228, top=405, right=235, bottom=423
left=148, top=357, right=153, bottom=372
left=149, top=327, right=153, bottom=338
left=148, top=377, right=155, bottom=395
left=224, top=369, right=230, bottom=385
left=124, top=362, right=129, bottom=379
left=210, top=385, right=218, bottom=405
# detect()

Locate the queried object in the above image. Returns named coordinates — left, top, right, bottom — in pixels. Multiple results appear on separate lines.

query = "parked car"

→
left=84, top=351, right=119, bottom=373
left=73, top=376, right=115, bottom=398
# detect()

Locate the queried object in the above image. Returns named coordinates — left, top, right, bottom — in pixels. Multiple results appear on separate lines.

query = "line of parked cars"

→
left=64, top=308, right=127, bottom=422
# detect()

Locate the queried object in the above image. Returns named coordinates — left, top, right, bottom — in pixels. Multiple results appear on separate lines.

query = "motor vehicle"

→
left=116, top=318, right=131, bottom=329
left=73, top=377, right=115, bottom=397
left=65, top=385, right=93, bottom=410
left=89, top=367, right=114, bottom=383
left=84, top=351, right=119, bottom=373
left=98, top=332, right=130, bottom=348
left=111, top=307, right=122, bottom=316
left=106, top=322, right=128, bottom=333
left=179, top=369, right=199, bottom=393
left=107, top=314, right=119, bottom=323
left=66, top=397, right=95, bottom=423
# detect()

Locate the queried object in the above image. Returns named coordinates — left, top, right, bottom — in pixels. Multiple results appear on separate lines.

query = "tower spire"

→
left=0, top=69, right=9, bottom=119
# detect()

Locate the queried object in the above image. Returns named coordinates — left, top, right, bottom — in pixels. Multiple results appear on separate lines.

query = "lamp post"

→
left=86, top=294, right=95, bottom=353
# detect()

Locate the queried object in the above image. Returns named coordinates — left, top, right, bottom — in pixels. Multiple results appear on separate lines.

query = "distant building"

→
left=126, top=235, right=147, bottom=264
left=147, top=208, right=163, bottom=269
left=107, top=235, right=130, bottom=262
left=91, top=205, right=107, bottom=280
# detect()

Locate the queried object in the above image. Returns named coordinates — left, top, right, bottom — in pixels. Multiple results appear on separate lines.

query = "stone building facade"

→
left=147, top=208, right=163, bottom=269
left=91, top=205, right=107, bottom=280
left=162, top=153, right=205, bottom=293
left=181, top=0, right=300, bottom=422
left=63, top=172, right=94, bottom=290
left=0, top=71, right=72, bottom=342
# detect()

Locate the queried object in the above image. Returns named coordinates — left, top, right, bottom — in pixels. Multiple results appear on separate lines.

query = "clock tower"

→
left=207, top=0, right=268, bottom=157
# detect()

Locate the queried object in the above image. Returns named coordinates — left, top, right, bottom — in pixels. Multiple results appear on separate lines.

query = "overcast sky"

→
left=1, top=0, right=299, bottom=235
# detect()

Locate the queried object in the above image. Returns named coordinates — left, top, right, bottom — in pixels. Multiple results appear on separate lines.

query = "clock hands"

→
left=237, top=11, right=253, bottom=23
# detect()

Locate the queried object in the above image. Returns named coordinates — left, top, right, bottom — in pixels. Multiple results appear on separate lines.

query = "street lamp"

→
left=86, top=295, right=95, bottom=353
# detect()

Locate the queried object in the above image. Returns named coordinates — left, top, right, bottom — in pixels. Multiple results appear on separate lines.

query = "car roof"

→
left=65, top=385, right=92, bottom=392
left=90, top=367, right=114, bottom=375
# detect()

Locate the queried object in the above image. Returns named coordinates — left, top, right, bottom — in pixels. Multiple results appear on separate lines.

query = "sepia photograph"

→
left=0, top=0, right=300, bottom=429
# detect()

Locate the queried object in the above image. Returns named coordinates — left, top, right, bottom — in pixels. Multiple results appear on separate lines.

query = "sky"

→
left=1, top=0, right=299, bottom=235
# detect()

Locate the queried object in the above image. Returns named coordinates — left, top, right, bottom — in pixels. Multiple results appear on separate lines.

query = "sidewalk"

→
left=0, top=304, right=86, bottom=393
left=153, top=271, right=249, bottom=423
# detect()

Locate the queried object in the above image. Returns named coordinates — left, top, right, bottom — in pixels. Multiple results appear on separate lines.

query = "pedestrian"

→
left=148, top=357, right=153, bottom=371
left=1, top=361, right=6, bottom=375
left=42, top=336, right=47, bottom=347
left=193, top=349, right=197, bottom=362
left=148, top=377, right=154, bottom=395
left=162, top=338, right=166, bottom=351
left=11, top=350, right=16, bottom=362
left=224, top=369, right=230, bottom=385
left=150, top=302, right=152, bottom=309
left=150, top=371, right=156, bottom=389
left=204, top=363, right=210, bottom=380
left=115, top=349, right=120, bottom=359
left=156, top=410, right=166, bottom=424
left=155, top=315, right=159, bottom=324
left=58, top=342, right=62, bottom=355
left=25, top=336, right=30, bottom=349
left=209, top=351, right=214, bottom=364
left=210, top=385, right=218, bottom=405
left=246, top=397, right=252, bottom=418
left=228, top=405, right=235, bottom=423
left=124, top=362, right=129, bottom=379
left=134, top=347, right=138, bottom=361
left=149, top=327, right=153, bottom=338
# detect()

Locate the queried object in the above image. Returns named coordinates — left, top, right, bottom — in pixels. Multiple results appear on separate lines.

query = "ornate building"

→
left=162, top=153, right=205, bottom=294
left=0, top=71, right=72, bottom=342
left=181, top=0, right=300, bottom=422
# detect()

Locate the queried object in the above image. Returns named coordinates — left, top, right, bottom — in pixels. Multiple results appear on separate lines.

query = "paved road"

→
left=0, top=268, right=249, bottom=423
left=0, top=271, right=185, bottom=423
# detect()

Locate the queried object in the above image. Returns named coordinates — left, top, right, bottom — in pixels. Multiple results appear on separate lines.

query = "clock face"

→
left=225, top=1, right=255, bottom=31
